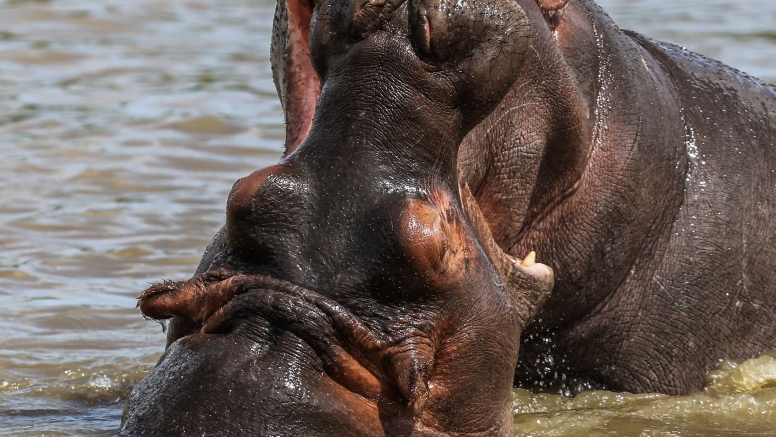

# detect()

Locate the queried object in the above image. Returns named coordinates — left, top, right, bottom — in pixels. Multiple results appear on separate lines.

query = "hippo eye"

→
left=398, top=199, right=450, bottom=275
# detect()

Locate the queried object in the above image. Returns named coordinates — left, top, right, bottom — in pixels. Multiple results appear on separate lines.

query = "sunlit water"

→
left=0, top=0, right=774, bottom=435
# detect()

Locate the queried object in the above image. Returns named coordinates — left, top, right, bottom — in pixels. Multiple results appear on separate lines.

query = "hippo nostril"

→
left=409, top=0, right=446, bottom=62
left=422, top=14, right=431, bottom=52
left=400, top=200, right=451, bottom=276
left=222, top=164, right=311, bottom=262
left=226, top=165, right=282, bottom=220
left=410, top=9, right=432, bottom=56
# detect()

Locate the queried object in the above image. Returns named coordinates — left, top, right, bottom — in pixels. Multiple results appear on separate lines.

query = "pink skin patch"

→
left=284, top=0, right=321, bottom=155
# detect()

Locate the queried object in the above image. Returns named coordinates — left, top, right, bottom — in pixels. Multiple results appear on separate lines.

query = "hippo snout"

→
left=121, top=328, right=402, bottom=436
left=125, top=147, right=553, bottom=435
left=139, top=272, right=434, bottom=416
left=123, top=0, right=555, bottom=431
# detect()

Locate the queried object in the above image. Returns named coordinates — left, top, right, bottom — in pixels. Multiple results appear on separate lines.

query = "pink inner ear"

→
left=284, top=0, right=321, bottom=155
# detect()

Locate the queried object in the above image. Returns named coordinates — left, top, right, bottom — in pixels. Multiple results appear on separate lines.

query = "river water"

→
left=0, top=0, right=774, bottom=435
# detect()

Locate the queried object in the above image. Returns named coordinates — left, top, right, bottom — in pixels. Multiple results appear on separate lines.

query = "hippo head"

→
left=122, top=0, right=553, bottom=435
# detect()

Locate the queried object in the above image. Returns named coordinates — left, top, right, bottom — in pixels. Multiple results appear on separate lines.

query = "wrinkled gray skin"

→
left=121, top=0, right=776, bottom=435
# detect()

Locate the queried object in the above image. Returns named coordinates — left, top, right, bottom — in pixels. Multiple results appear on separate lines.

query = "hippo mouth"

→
left=128, top=0, right=555, bottom=431
left=138, top=270, right=436, bottom=427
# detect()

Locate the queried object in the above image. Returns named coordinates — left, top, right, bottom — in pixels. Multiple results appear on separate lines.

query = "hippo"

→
left=121, top=0, right=776, bottom=434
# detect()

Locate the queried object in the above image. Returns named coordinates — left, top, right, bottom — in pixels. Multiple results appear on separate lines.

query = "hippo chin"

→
left=121, top=0, right=776, bottom=434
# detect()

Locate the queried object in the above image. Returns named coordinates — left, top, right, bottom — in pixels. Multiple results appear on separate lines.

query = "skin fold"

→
left=121, top=0, right=776, bottom=435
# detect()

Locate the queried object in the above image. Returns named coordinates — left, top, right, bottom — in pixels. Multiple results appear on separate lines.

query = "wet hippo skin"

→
left=121, top=0, right=776, bottom=435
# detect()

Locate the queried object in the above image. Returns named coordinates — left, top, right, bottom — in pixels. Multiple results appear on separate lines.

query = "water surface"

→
left=0, top=0, right=774, bottom=435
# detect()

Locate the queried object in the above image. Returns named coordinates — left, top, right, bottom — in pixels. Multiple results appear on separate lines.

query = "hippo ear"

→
left=271, top=0, right=322, bottom=155
left=459, top=182, right=553, bottom=324
left=409, top=0, right=532, bottom=128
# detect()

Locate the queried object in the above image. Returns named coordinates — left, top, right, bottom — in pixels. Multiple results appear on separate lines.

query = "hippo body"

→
left=500, top=28, right=776, bottom=394
left=122, top=0, right=776, bottom=435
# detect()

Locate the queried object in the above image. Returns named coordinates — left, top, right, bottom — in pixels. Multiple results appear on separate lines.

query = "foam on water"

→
left=513, top=350, right=776, bottom=436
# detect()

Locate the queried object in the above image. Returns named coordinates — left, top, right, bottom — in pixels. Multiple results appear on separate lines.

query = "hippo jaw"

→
left=132, top=184, right=553, bottom=435
left=138, top=273, right=439, bottom=429
left=123, top=0, right=554, bottom=435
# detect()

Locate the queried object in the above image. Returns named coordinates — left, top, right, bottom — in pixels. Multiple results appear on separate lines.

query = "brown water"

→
left=0, top=0, right=774, bottom=435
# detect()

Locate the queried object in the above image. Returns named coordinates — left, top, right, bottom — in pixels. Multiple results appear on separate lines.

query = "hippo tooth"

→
left=521, top=251, right=536, bottom=267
